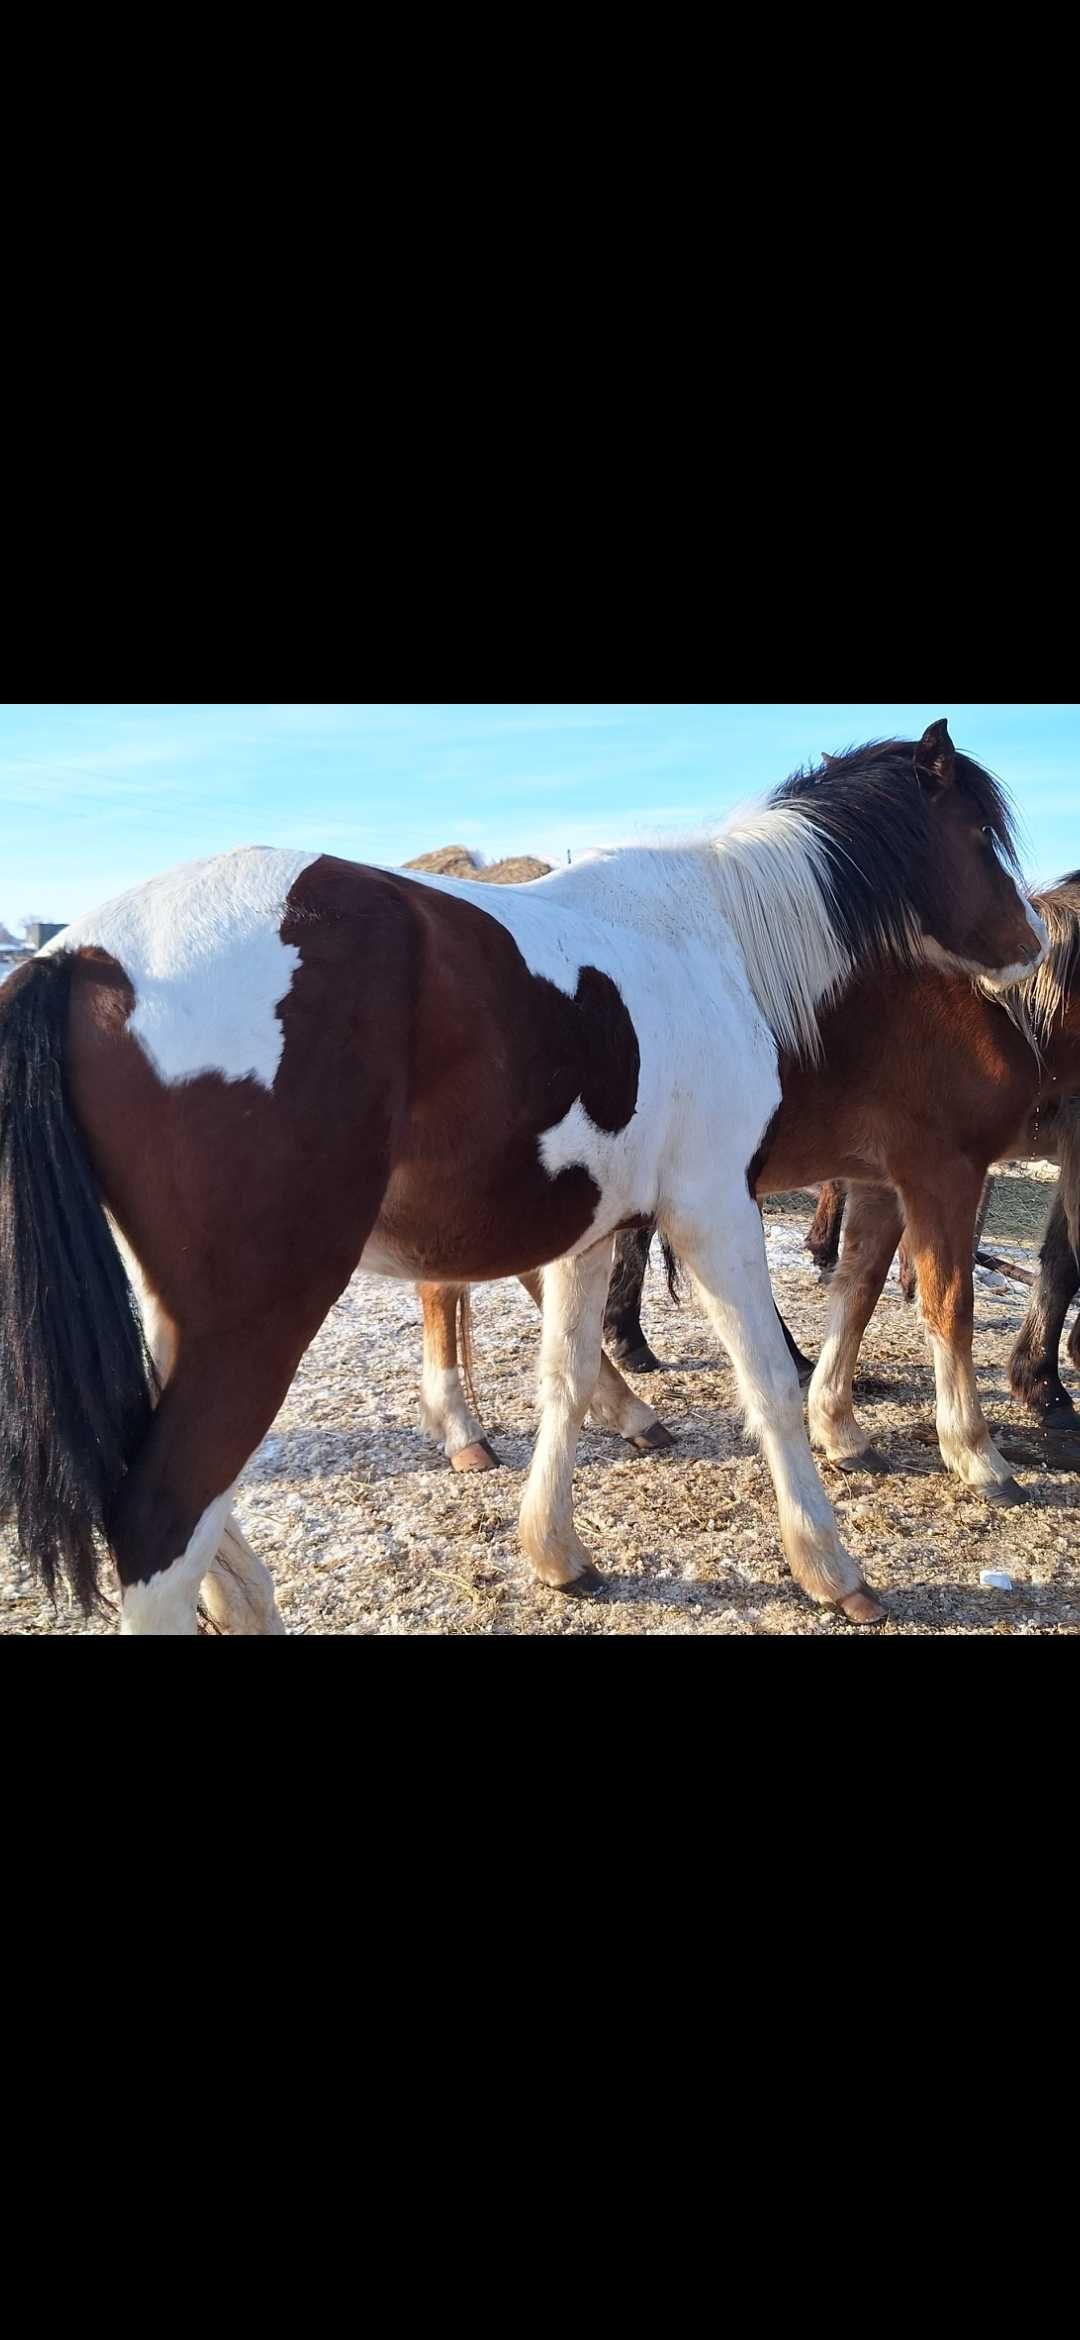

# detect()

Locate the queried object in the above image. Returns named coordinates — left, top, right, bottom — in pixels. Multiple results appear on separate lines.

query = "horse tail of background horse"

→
left=456, top=1288, right=482, bottom=1423
left=0, top=955, right=157, bottom=1613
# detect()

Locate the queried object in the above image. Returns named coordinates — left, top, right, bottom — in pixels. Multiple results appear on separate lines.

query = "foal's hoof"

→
left=830, top=1447, right=890, bottom=1475
left=627, top=1422, right=676, bottom=1454
left=979, top=1476, right=1028, bottom=1506
left=839, top=1588, right=887, bottom=1625
left=452, top=1440, right=501, bottom=1473
left=611, top=1345, right=663, bottom=1375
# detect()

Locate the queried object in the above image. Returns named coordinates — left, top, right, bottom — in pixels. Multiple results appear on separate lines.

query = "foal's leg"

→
left=1009, top=1185, right=1080, bottom=1424
left=518, top=1240, right=615, bottom=1590
left=808, top=1184, right=904, bottom=1470
left=417, top=1283, right=498, bottom=1472
left=900, top=1172, right=1022, bottom=1500
left=806, top=1181, right=847, bottom=1276
left=669, top=1194, right=883, bottom=1621
left=518, top=1270, right=673, bottom=1453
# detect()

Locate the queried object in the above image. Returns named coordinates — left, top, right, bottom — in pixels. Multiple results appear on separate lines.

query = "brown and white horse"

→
left=765, top=876, right=1080, bottom=1488
left=0, top=723, right=1043, bottom=1630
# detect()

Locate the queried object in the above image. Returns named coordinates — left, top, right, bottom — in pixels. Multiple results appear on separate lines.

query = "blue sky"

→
left=1, top=702, right=1077, bottom=931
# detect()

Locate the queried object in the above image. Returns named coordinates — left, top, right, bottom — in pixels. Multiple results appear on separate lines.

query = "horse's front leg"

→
left=518, top=1239, right=614, bottom=1591
left=808, top=1183, right=904, bottom=1470
left=669, top=1191, right=884, bottom=1622
left=900, top=1170, right=1024, bottom=1501
left=417, top=1283, right=498, bottom=1472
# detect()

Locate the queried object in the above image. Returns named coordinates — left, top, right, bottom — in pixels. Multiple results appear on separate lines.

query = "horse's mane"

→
left=705, top=737, right=1016, bottom=1064
left=991, top=873, right=1080, bottom=1053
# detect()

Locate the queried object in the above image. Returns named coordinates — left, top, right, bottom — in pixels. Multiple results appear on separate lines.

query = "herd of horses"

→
left=0, top=719, right=1076, bottom=1633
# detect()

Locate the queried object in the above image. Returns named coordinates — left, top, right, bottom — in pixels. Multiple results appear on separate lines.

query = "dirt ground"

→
left=3, top=1162, right=1078, bottom=1637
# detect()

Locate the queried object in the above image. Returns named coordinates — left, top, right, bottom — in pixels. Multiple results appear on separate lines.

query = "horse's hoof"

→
left=627, top=1422, right=676, bottom=1453
left=839, top=1588, right=887, bottom=1625
left=452, top=1440, right=501, bottom=1473
left=612, top=1345, right=663, bottom=1375
left=1038, top=1401, right=1079, bottom=1435
left=557, top=1565, right=607, bottom=1599
left=830, top=1447, right=890, bottom=1475
left=979, top=1476, right=1028, bottom=1505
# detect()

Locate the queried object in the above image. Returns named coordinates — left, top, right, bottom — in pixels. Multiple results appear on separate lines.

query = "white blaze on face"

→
left=42, top=847, right=320, bottom=1090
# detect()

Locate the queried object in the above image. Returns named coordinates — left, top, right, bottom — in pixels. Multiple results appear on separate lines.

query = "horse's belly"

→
left=360, top=1148, right=615, bottom=1285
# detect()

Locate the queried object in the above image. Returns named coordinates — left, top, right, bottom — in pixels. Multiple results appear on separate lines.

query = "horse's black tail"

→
left=658, top=1233, right=684, bottom=1304
left=0, top=955, right=157, bottom=1613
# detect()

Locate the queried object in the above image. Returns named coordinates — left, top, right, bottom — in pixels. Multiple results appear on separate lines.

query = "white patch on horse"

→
left=419, top=1362, right=484, bottom=1459
left=42, top=846, right=318, bottom=1091
left=120, top=1486, right=238, bottom=1635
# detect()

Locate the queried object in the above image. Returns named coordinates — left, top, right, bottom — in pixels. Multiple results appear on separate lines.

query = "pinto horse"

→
left=0, top=723, right=1043, bottom=1631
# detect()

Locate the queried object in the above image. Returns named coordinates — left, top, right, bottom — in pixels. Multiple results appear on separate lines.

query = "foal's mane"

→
left=992, top=872, right=1080, bottom=1052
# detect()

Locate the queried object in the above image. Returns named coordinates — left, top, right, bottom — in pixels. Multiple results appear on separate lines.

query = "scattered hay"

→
left=5, top=1189, right=1078, bottom=1637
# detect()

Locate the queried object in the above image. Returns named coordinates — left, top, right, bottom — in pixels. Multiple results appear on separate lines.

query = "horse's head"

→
left=911, top=721, right=1047, bottom=986
left=777, top=722, right=1046, bottom=991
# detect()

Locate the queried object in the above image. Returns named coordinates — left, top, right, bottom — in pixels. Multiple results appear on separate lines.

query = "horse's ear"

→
left=914, top=719, right=957, bottom=794
left=821, top=751, right=840, bottom=769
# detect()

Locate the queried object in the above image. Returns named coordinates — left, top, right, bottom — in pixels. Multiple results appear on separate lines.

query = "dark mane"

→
left=770, top=737, right=1021, bottom=967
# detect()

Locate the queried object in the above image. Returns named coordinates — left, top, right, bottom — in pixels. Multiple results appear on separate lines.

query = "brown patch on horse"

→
left=284, top=859, right=641, bottom=1280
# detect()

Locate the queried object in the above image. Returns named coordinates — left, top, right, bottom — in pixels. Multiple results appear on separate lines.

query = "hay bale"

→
left=405, top=846, right=553, bottom=887
left=404, top=845, right=483, bottom=880
left=478, top=856, right=552, bottom=886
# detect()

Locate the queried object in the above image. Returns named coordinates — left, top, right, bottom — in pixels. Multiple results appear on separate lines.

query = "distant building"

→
left=0, top=918, right=67, bottom=973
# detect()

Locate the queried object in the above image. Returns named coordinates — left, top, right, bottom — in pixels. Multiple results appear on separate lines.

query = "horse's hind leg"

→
left=900, top=1169, right=1022, bottom=1500
left=201, top=1520, right=286, bottom=1635
left=808, top=1184, right=903, bottom=1470
left=668, top=1192, right=883, bottom=1622
left=519, top=1270, right=673, bottom=1454
left=518, top=1239, right=614, bottom=1590
left=112, top=1321, right=322, bottom=1633
left=417, top=1283, right=497, bottom=1471
left=1009, top=1183, right=1080, bottom=1425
